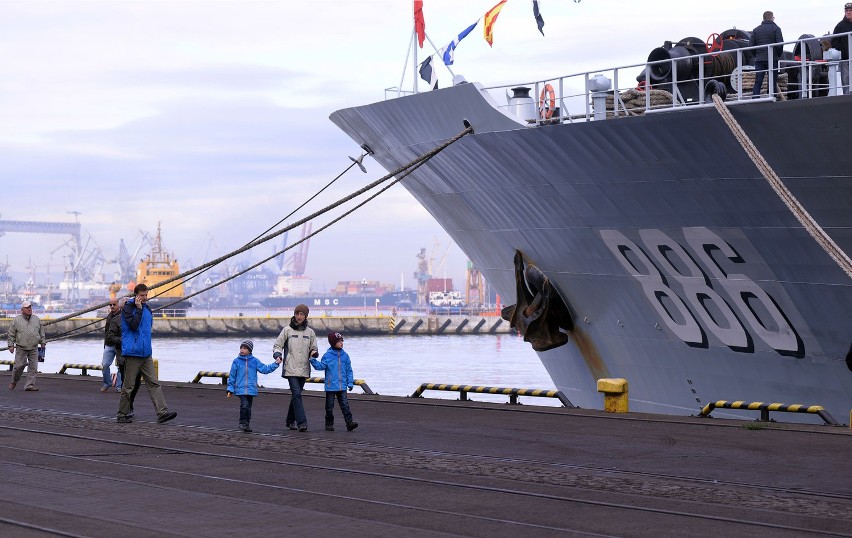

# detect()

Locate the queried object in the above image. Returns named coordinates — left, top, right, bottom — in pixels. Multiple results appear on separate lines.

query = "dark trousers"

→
left=752, top=60, right=778, bottom=96
left=118, top=363, right=141, bottom=411
left=324, top=391, right=353, bottom=426
left=238, top=395, right=254, bottom=425
left=285, top=376, right=307, bottom=427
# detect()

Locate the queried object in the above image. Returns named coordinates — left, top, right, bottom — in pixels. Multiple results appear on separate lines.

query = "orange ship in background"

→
left=128, top=222, right=191, bottom=316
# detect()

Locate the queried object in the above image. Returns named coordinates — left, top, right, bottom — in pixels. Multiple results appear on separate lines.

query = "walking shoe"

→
left=298, top=424, right=308, bottom=432
left=286, top=423, right=297, bottom=431
left=127, top=411, right=135, bottom=419
left=100, top=386, right=109, bottom=392
left=116, top=416, right=133, bottom=423
left=346, top=422, right=359, bottom=431
left=25, top=386, right=39, bottom=391
left=239, top=423, right=252, bottom=433
left=157, top=411, right=177, bottom=424
left=325, top=425, right=334, bottom=431
left=8, top=382, right=16, bottom=390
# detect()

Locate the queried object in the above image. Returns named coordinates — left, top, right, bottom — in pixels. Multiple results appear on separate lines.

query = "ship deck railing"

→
left=410, top=382, right=575, bottom=407
left=472, top=31, right=852, bottom=125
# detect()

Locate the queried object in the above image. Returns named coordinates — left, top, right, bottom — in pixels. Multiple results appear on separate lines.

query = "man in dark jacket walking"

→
left=101, top=298, right=122, bottom=391
left=750, top=11, right=784, bottom=97
left=116, top=284, right=176, bottom=424
left=832, top=3, right=852, bottom=95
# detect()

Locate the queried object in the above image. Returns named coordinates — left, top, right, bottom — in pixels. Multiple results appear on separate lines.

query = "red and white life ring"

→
left=539, top=83, right=556, bottom=119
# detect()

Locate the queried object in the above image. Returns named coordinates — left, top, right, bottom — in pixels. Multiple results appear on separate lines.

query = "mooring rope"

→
left=141, top=158, right=363, bottom=306
left=711, top=94, right=852, bottom=279
left=1, top=125, right=473, bottom=344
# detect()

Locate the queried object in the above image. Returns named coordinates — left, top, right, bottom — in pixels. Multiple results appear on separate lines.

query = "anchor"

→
left=501, top=250, right=573, bottom=351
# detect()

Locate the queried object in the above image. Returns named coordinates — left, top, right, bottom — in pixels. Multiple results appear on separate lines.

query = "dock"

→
left=0, top=314, right=513, bottom=338
left=0, top=374, right=850, bottom=537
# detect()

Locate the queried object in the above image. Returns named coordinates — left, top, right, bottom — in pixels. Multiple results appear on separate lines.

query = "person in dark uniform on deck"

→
left=832, top=3, right=852, bottom=95
left=750, top=11, right=784, bottom=97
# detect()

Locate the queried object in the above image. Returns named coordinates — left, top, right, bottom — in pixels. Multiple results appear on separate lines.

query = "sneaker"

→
left=127, top=411, right=135, bottom=419
left=298, top=424, right=308, bottom=432
left=116, top=416, right=133, bottom=423
left=346, top=422, right=358, bottom=431
left=286, top=423, right=297, bottom=431
left=239, top=423, right=252, bottom=433
left=100, top=386, right=109, bottom=392
left=325, top=425, right=334, bottom=431
left=25, top=386, right=39, bottom=391
left=8, top=382, right=16, bottom=390
left=157, top=411, right=177, bottom=424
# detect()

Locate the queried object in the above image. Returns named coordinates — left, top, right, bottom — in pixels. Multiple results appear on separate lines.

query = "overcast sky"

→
left=0, top=0, right=841, bottom=296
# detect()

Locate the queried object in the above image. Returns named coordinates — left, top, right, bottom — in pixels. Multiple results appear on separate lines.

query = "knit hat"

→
left=327, top=332, right=344, bottom=347
left=240, top=339, right=254, bottom=353
left=294, top=304, right=310, bottom=316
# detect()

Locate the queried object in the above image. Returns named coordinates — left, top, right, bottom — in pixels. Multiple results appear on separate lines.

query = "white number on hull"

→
left=602, top=227, right=799, bottom=353
left=639, top=229, right=749, bottom=349
left=600, top=230, right=703, bottom=345
left=682, top=227, right=798, bottom=352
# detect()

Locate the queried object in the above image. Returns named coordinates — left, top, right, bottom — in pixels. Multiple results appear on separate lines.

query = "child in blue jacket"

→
left=227, top=339, right=281, bottom=432
left=310, top=332, right=358, bottom=432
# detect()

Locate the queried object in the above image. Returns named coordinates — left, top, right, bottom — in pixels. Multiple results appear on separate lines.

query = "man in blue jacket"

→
left=750, top=11, right=784, bottom=97
left=116, top=284, right=177, bottom=424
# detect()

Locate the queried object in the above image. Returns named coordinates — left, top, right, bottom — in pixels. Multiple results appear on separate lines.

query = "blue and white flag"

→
left=440, top=21, right=478, bottom=66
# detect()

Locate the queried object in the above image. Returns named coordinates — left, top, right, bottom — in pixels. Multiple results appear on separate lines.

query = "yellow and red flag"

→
left=414, top=0, right=426, bottom=48
left=483, top=0, right=508, bottom=47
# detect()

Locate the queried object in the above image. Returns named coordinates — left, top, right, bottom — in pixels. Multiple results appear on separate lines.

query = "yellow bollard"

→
left=597, top=378, right=629, bottom=413
left=141, top=358, right=159, bottom=384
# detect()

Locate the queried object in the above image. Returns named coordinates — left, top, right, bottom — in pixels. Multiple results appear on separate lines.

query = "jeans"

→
left=102, top=345, right=117, bottom=387
left=285, top=376, right=307, bottom=427
left=752, top=60, right=778, bottom=97
left=238, top=395, right=254, bottom=425
left=324, top=391, right=353, bottom=426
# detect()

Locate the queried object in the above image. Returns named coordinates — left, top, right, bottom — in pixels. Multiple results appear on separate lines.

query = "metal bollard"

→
left=597, top=378, right=629, bottom=413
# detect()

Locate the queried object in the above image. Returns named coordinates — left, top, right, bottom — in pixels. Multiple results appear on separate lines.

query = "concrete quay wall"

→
left=1, top=315, right=513, bottom=338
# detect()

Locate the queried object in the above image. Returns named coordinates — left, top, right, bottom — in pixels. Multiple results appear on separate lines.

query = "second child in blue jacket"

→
left=310, top=332, right=359, bottom=432
left=227, top=339, right=280, bottom=432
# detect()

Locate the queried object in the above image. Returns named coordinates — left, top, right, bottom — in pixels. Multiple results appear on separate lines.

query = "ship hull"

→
left=331, top=82, right=852, bottom=421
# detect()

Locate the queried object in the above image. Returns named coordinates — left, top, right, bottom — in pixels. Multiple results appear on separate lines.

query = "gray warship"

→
left=331, top=32, right=852, bottom=422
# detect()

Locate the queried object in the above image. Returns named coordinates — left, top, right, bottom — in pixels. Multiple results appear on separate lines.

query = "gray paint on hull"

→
left=331, top=83, right=852, bottom=421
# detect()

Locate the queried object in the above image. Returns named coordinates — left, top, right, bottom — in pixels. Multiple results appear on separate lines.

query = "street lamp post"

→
left=361, top=278, right=367, bottom=316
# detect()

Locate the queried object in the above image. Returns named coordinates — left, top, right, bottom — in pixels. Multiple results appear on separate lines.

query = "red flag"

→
left=483, top=0, right=507, bottom=47
left=414, top=0, right=426, bottom=48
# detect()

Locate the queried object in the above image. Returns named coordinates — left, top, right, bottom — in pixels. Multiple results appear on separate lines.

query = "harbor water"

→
left=38, top=333, right=560, bottom=406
